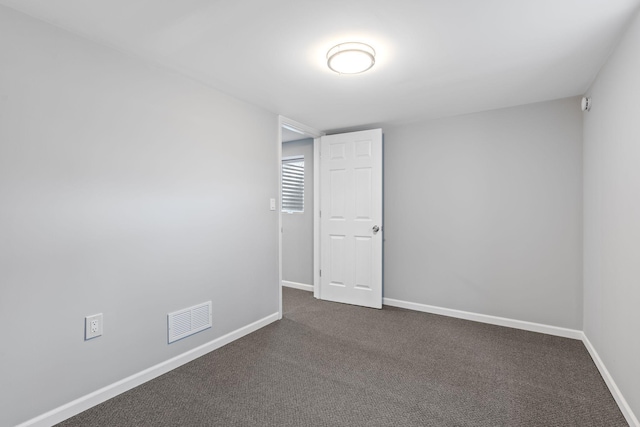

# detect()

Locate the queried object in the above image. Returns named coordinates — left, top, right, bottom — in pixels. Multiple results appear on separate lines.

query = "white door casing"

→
left=319, top=129, right=383, bottom=309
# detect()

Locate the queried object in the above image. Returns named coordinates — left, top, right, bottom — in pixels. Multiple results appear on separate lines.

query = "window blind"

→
left=282, top=158, right=304, bottom=212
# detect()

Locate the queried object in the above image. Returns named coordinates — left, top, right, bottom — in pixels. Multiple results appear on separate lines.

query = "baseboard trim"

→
left=16, top=301, right=638, bottom=427
left=17, top=312, right=280, bottom=427
left=382, top=297, right=583, bottom=340
left=282, top=280, right=313, bottom=292
left=582, top=334, right=639, bottom=427
left=382, top=297, right=638, bottom=423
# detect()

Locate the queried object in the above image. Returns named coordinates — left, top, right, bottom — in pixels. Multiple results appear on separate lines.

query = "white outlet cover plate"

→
left=85, top=313, right=103, bottom=340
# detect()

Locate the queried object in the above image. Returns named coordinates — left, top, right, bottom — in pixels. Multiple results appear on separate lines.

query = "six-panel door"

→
left=320, top=129, right=382, bottom=309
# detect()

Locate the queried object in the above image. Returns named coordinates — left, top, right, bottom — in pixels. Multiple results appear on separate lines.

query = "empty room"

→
left=1, top=0, right=639, bottom=426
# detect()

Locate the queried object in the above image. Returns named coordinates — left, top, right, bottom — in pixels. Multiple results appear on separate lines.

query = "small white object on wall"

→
left=581, top=96, right=592, bottom=111
left=167, top=301, right=212, bottom=344
left=84, top=313, right=103, bottom=340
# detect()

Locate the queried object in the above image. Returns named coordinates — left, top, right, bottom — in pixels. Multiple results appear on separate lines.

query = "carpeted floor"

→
left=57, top=287, right=627, bottom=426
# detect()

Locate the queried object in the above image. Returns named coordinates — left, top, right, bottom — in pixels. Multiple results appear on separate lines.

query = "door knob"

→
left=372, top=225, right=380, bottom=233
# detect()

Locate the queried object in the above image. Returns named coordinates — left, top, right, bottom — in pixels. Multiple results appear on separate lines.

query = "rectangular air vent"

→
left=167, top=301, right=212, bottom=344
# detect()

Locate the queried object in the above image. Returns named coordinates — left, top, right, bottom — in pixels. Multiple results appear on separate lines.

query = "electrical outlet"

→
left=85, top=313, right=103, bottom=340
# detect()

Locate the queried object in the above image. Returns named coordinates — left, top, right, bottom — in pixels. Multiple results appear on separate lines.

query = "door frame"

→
left=277, top=116, right=324, bottom=319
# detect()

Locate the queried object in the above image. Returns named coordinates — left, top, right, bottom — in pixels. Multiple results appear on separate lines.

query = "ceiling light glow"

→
left=327, top=42, right=375, bottom=74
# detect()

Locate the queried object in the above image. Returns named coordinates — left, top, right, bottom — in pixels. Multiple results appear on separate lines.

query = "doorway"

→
left=281, top=144, right=313, bottom=291
left=277, top=118, right=384, bottom=316
left=278, top=116, right=323, bottom=319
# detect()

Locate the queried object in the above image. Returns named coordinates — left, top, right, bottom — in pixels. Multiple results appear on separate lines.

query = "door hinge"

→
left=319, top=269, right=322, bottom=277
left=319, top=210, right=321, bottom=218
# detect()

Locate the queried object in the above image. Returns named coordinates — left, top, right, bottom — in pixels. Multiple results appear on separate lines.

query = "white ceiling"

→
left=2, top=0, right=639, bottom=131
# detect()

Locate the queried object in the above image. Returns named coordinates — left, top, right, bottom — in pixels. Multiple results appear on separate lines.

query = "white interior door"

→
left=319, top=129, right=382, bottom=309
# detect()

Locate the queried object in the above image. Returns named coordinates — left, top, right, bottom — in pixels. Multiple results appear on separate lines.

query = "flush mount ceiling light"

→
left=327, top=42, right=376, bottom=74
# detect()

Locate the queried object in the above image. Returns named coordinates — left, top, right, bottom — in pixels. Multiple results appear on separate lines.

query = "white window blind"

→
left=282, top=157, right=304, bottom=212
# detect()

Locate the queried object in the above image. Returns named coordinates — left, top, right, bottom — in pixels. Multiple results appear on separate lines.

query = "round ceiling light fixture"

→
left=327, top=42, right=376, bottom=74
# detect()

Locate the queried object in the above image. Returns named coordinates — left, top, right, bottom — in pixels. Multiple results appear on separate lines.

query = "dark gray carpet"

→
left=57, top=288, right=627, bottom=426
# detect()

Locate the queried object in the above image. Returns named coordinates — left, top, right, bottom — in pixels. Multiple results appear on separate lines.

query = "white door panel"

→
left=320, top=129, right=382, bottom=309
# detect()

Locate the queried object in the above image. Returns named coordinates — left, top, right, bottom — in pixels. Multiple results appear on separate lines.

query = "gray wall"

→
left=0, top=6, right=278, bottom=426
left=384, top=98, right=583, bottom=329
left=282, top=138, right=314, bottom=285
left=583, top=8, right=640, bottom=419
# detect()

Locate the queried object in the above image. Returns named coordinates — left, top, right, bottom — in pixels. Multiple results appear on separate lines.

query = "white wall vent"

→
left=167, top=301, right=212, bottom=344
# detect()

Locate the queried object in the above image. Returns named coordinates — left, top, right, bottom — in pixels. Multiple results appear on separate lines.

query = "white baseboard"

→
left=382, top=297, right=583, bottom=340
left=282, top=280, right=313, bottom=292
left=17, top=298, right=638, bottom=427
left=582, top=334, right=639, bottom=427
left=383, top=297, right=637, bottom=425
left=17, top=312, right=280, bottom=427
